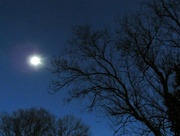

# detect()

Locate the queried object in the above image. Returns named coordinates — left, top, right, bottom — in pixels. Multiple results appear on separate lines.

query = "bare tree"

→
left=0, top=108, right=56, bottom=136
left=146, top=0, right=180, bottom=135
left=50, top=0, right=180, bottom=135
left=0, top=113, right=12, bottom=136
left=57, top=115, right=91, bottom=136
left=0, top=109, right=91, bottom=136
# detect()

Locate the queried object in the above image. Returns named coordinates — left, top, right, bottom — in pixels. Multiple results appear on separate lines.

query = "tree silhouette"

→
left=50, top=0, right=180, bottom=135
left=0, top=108, right=91, bottom=136
left=51, top=0, right=180, bottom=136
left=57, top=115, right=91, bottom=136
left=0, top=108, right=56, bottom=136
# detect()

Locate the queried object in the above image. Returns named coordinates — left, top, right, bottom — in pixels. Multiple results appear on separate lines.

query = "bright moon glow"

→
left=28, top=55, right=42, bottom=67
left=30, top=56, right=41, bottom=65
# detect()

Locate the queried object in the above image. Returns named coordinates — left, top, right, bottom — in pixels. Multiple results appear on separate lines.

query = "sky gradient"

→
left=0, top=0, right=142, bottom=135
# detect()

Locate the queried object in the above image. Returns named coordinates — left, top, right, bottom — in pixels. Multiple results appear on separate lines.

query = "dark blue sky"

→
left=0, top=0, right=142, bottom=135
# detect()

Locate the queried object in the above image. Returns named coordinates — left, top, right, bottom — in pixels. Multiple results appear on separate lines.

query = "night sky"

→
left=0, top=0, right=142, bottom=135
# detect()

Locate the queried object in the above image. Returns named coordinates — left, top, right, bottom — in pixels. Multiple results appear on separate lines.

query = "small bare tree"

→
left=0, top=109, right=91, bottom=136
left=50, top=0, right=180, bottom=135
left=0, top=108, right=56, bottom=136
left=57, top=115, right=91, bottom=136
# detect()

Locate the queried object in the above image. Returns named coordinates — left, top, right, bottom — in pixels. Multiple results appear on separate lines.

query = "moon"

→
left=30, top=56, right=41, bottom=65
left=28, top=55, right=42, bottom=67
